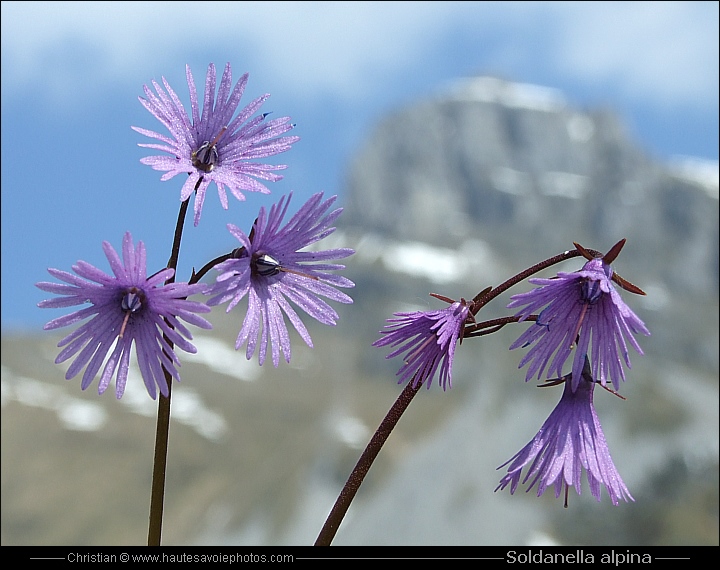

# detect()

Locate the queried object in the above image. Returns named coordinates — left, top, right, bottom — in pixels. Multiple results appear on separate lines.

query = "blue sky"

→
left=2, top=1, right=718, bottom=331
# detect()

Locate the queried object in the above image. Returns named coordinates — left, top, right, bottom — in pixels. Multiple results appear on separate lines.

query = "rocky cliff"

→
left=343, top=76, right=718, bottom=299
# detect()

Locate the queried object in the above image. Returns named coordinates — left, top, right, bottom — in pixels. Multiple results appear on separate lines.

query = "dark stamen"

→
left=119, top=288, right=143, bottom=338
left=254, top=253, right=281, bottom=276
left=252, top=253, right=319, bottom=280
left=191, top=126, right=227, bottom=173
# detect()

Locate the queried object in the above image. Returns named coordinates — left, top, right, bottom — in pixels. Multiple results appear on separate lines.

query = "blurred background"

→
left=1, top=1, right=718, bottom=546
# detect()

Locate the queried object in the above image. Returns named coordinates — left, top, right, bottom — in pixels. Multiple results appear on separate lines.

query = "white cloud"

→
left=1, top=1, right=717, bottom=110
left=553, top=1, right=719, bottom=109
left=1, top=1, right=469, bottom=102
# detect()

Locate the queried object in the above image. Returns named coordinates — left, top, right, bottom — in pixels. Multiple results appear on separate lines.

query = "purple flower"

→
left=205, top=192, right=354, bottom=366
left=36, top=232, right=212, bottom=400
left=495, top=360, right=633, bottom=506
left=508, top=246, right=649, bottom=392
left=373, top=297, right=471, bottom=390
left=133, top=63, right=299, bottom=226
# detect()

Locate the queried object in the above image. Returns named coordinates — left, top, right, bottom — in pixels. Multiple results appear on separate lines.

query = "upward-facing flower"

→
left=508, top=240, right=649, bottom=392
left=495, top=358, right=633, bottom=506
left=133, top=63, right=299, bottom=226
left=205, top=192, right=354, bottom=367
left=36, top=232, right=212, bottom=400
left=373, top=296, right=471, bottom=390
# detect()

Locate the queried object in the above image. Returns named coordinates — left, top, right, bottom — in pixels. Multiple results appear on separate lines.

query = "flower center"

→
left=121, top=289, right=143, bottom=312
left=568, top=277, right=604, bottom=349
left=252, top=253, right=282, bottom=277
left=191, top=127, right=227, bottom=173
left=580, top=277, right=603, bottom=304
left=192, top=141, right=219, bottom=173
left=250, top=252, right=320, bottom=281
left=119, top=287, right=145, bottom=338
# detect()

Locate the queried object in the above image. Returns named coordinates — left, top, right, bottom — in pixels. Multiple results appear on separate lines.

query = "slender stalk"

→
left=470, top=247, right=586, bottom=314
left=147, top=197, right=190, bottom=546
left=463, top=314, right=538, bottom=338
left=147, top=376, right=173, bottom=545
left=314, top=244, right=591, bottom=546
left=148, top=227, right=233, bottom=547
left=189, top=251, right=236, bottom=286
left=314, top=379, right=422, bottom=546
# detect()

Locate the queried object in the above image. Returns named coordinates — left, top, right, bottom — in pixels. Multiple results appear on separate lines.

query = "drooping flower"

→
left=495, top=359, right=633, bottom=506
left=205, top=192, right=354, bottom=367
left=508, top=240, right=649, bottom=392
left=373, top=296, right=471, bottom=390
left=133, top=62, right=299, bottom=226
left=36, top=232, right=212, bottom=399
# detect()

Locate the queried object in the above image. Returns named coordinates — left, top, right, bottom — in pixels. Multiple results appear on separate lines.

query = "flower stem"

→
left=147, top=377, right=173, bottom=546
left=470, top=247, right=586, bottom=314
left=190, top=251, right=235, bottom=285
left=463, top=314, right=538, bottom=338
left=147, top=197, right=190, bottom=546
left=314, top=245, right=593, bottom=546
left=314, top=379, right=422, bottom=546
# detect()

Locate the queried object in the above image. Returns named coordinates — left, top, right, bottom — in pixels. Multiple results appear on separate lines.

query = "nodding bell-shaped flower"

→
left=508, top=239, right=650, bottom=392
left=496, top=357, right=633, bottom=507
left=373, top=295, right=472, bottom=391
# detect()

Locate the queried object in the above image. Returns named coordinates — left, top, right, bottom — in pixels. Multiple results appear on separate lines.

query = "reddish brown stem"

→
left=314, top=380, right=422, bottom=546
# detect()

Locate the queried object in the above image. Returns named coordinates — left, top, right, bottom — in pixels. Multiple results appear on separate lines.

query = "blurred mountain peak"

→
left=342, top=75, right=719, bottom=300
left=443, top=74, right=567, bottom=113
